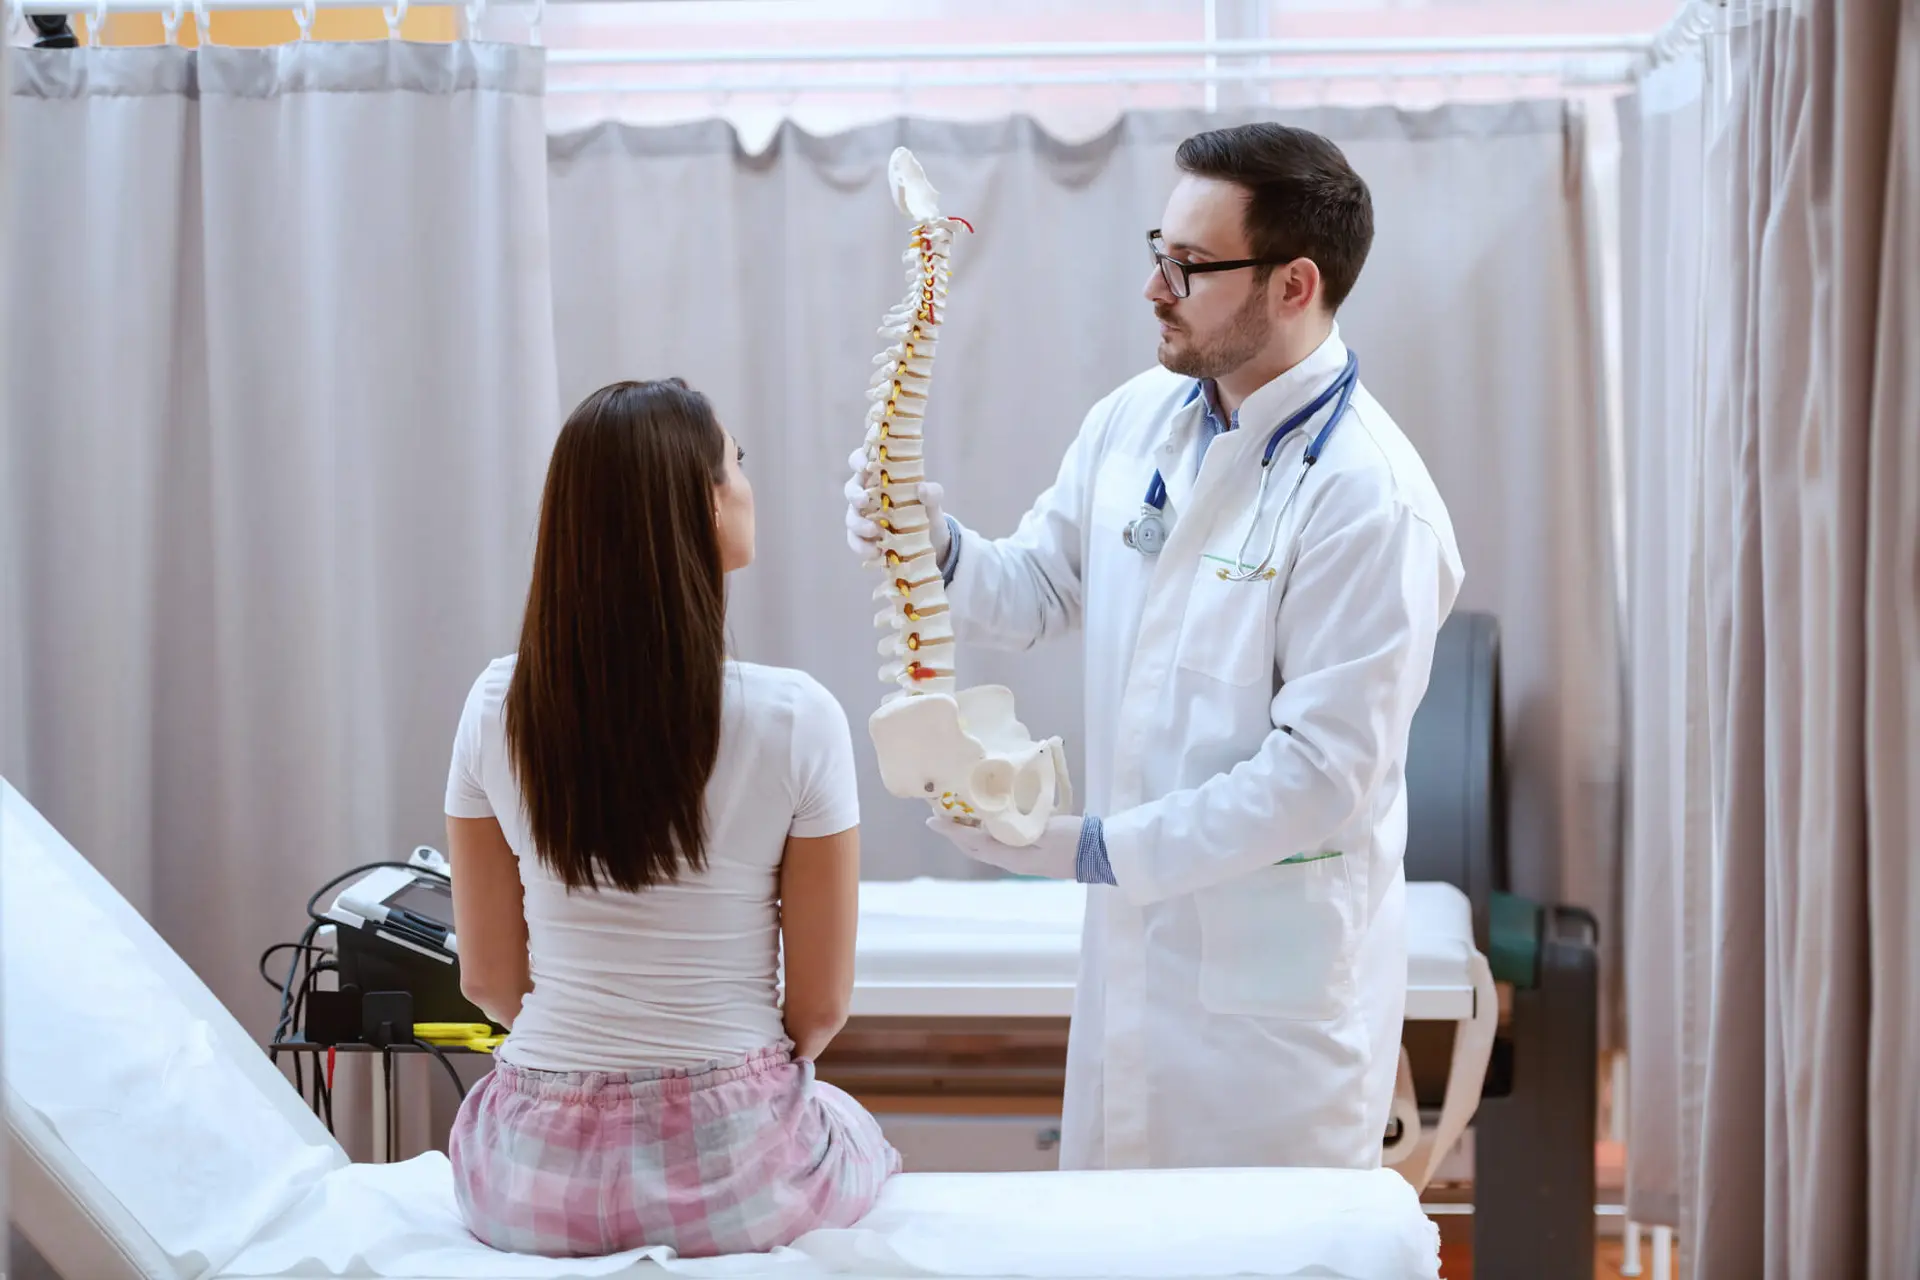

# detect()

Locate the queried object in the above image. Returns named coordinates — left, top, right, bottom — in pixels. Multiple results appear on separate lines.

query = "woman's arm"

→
left=446, top=814, right=532, bottom=1028
left=778, top=825, right=860, bottom=1061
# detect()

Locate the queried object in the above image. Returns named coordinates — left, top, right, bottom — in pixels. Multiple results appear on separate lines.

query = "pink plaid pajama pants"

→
left=448, top=1043, right=900, bottom=1258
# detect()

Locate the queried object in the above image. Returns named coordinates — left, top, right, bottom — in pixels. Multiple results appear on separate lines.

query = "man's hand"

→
left=845, top=448, right=950, bottom=563
left=924, top=814, right=1080, bottom=879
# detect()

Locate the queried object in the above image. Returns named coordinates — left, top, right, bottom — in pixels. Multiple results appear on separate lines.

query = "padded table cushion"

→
left=855, top=878, right=1480, bottom=1019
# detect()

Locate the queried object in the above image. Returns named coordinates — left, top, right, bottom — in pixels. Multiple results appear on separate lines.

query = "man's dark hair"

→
left=1174, top=123, right=1374, bottom=312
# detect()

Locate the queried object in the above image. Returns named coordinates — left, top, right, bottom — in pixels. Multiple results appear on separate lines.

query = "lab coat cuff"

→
left=1096, top=810, right=1165, bottom=905
left=943, top=516, right=985, bottom=611
left=1075, top=815, right=1116, bottom=886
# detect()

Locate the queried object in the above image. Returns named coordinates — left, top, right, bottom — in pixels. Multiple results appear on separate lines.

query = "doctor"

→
left=845, top=123, right=1463, bottom=1171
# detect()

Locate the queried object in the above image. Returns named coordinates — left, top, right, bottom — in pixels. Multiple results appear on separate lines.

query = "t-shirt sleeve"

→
left=788, top=675, right=860, bottom=839
left=444, top=670, right=496, bottom=820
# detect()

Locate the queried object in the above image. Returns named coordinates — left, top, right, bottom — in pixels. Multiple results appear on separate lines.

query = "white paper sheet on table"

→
left=855, top=876, right=1479, bottom=1016
left=222, top=1154, right=1441, bottom=1279
left=854, top=879, right=1085, bottom=997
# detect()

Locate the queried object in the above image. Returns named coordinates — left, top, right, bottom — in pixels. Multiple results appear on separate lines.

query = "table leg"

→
left=372, top=1051, right=390, bottom=1163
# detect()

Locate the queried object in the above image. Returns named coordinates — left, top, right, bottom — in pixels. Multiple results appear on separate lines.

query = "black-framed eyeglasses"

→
left=1147, top=229, right=1290, bottom=299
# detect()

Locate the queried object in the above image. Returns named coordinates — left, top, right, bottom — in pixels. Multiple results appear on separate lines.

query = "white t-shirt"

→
left=443, top=656, right=860, bottom=1072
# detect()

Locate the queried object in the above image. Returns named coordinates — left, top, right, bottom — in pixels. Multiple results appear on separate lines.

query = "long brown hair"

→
left=504, top=378, right=729, bottom=892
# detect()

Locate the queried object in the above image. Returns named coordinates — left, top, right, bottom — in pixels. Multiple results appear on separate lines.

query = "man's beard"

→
left=1155, top=283, right=1272, bottom=380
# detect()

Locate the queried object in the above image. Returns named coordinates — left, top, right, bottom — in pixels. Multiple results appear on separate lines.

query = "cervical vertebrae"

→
left=857, top=148, right=1073, bottom=848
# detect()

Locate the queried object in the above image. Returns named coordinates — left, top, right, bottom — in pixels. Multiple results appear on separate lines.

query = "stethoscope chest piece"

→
left=1122, top=509, right=1168, bottom=555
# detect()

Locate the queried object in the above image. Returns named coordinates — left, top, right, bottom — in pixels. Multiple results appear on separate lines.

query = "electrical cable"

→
left=259, top=941, right=329, bottom=991
left=413, top=1037, right=469, bottom=1104
left=271, top=920, right=320, bottom=1043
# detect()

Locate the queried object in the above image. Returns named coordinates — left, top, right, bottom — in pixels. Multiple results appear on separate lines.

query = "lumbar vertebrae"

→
left=856, top=147, right=1072, bottom=848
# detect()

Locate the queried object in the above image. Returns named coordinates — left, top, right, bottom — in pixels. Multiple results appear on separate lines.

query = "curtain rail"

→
left=10, top=0, right=556, bottom=8
left=549, top=35, right=1655, bottom=69
left=550, top=59, right=1638, bottom=97
left=1633, top=0, right=1725, bottom=76
left=7, top=0, right=1659, bottom=65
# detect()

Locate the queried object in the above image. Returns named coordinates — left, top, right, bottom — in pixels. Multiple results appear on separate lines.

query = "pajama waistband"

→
left=487, top=1041, right=798, bottom=1105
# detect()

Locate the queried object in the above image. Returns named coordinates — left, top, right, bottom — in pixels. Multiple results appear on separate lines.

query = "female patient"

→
left=441, top=378, right=899, bottom=1258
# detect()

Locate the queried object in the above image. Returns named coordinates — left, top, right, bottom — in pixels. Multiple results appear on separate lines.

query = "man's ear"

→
left=1280, top=259, right=1323, bottom=313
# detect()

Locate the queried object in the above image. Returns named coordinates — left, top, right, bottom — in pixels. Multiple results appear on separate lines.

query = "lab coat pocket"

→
left=1174, top=565, right=1276, bottom=688
left=1195, top=853, right=1355, bottom=1021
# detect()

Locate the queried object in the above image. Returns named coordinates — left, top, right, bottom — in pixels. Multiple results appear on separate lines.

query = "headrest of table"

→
left=1, top=778, right=345, bottom=1279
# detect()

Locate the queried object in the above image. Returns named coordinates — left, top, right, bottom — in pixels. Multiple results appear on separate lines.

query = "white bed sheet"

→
left=854, top=878, right=1479, bottom=1021
left=220, top=1154, right=1441, bottom=1279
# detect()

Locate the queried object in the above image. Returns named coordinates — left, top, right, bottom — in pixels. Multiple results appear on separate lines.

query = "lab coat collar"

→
left=1150, top=391, right=1210, bottom=518
left=1148, top=325, right=1347, bottom=517
left=1231, top=323, right=1350, bottom=447
left=1153, top=323, right=1347, bottom=451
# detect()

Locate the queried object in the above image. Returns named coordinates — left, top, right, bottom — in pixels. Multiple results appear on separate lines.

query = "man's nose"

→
left=1143, top=265, right=1172, bottom=304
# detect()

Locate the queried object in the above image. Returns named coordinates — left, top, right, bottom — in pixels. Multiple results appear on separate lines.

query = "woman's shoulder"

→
left=467, top=653, right=518, bottom=701
left=453, top=654, right=518, bottom=727
left=724, top=661, right=849, bottom=731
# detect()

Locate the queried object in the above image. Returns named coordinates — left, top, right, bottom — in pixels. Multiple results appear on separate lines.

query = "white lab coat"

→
left=944, top=328, right=1463, bottom=1170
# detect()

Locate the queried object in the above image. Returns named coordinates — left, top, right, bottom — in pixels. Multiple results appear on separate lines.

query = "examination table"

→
left=1, top=774, right=1444, bottom=1280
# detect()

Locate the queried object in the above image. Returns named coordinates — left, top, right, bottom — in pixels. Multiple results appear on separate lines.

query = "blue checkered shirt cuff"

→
left=938, top=516, right=963, bottom=585
left=1076, top=815, right=1116, bottom=886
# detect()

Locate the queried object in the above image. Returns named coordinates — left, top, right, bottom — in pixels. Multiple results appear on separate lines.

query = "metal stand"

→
left=1472, top=905, right=1600, bottom=1279
left=267, top=1039, right=480, bottom=1162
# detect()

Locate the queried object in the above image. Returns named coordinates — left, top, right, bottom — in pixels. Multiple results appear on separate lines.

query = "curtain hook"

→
left=293, top=0, right=314, bottom=41
left=464, top=0, right=485, bottom=39
left=528, top=0, right=543, bottom=47
left=5, top=0, right=21, bottom=41
left=87, top=0, right=108, bottom=46
left=383, top=0, right=407, bottom=38
left=192, top=0, right=215, bottom=44
left=162, top=0, right=184, bottom=43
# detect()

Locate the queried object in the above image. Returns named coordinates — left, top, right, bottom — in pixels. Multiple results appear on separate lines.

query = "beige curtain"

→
left=1867, top=15, right=1920, bottom=1279
left=2, top=41, right=558, bottom=1162
left=1616, top=43, right=1707, bottom=1236
left=1618, top=1, right=1920, bottom=1274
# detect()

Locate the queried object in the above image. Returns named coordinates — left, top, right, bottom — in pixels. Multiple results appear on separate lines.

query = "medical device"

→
left=313, top=851, right=493, bottom=1031
left=856, top=147, right=1073, bottom=847
left=1122, top=350, right=1359, bottom=582
left=252, top=850, right=489, bottom=1133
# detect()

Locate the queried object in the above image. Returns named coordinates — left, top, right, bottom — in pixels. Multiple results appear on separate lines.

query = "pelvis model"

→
left=853, top=147, right=1073, bottom=848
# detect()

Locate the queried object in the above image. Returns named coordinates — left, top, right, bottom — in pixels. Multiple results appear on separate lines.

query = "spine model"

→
left=856, top=148, right=1073, bottom=849
left=860, top=150, right=967, bottom=700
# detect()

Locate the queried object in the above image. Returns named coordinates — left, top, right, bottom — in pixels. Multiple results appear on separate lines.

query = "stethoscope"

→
left=1121, top=351, right=1358, bottom=583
